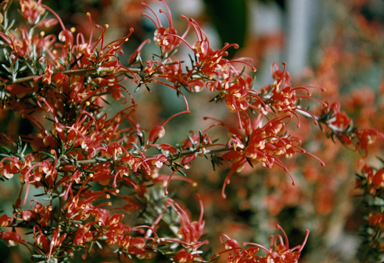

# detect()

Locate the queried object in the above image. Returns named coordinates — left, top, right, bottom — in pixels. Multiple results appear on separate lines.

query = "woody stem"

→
left=62, top=146, right=235, bottom=165
left=10, top=67, right=142, bottom=84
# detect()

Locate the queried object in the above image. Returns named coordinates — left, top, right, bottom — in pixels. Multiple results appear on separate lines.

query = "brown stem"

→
left=62, top=146, right=234, bottom=165
left=10, top=67, right=142, bottom=85
left=69, top=159, right=98, bottom=165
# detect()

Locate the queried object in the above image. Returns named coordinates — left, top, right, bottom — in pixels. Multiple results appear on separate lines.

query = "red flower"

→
left=73, top=223, right=94, bottom=246
left=142, top=0, right=182, bottom=54
left=217, top=115, right=325, bottom=198
left=368, top=211, right=384, bottom=231
left=47, top=227, right=67, bottom=259
left=173, top=248, right=203, bottom=263
left=33, top=225, right=50, bottom=252
left=325, top=102, right=352, bottom=131
left=355, top=128, right=384, bottom=157
left=0, top=214, right=13, bottom=227
left=148, top=125, right=165, bottom=142
left=0, top=231, right=21, bottom=247
left=20, top=0, right=45, bottom=25
left=164, top=194, right=208, bottom=250
left=259, top=63, right=326, bottom=127
left=0, top=27, right=31, bottom=57
left=242, top=225, right=310, bottom=263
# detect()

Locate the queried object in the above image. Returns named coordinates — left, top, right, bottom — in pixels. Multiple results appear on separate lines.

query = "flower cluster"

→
left=218, top=225, right=309, bottom=263
left=0, top=0, right=382, bottom=262
left=355, top=159, right=384, bottom=260
left=317, top=102, right=384, bottom=157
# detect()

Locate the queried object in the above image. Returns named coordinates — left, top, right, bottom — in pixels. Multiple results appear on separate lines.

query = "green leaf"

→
left=40, top=151, right=55, bottom=159
left=371, top=197, right=384, bottom=206
left=34, top=193, right=48, bottom=197
left=1, top=146, right=12, bottom=155
left=95, top=241, right=103, bottom=249
left=177, top=169, right=187, bottom=177
left=95, top=157, right=108, bottom=162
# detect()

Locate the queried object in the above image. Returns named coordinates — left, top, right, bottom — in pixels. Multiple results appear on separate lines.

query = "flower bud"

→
left=148, top=125, right=165, bottom=142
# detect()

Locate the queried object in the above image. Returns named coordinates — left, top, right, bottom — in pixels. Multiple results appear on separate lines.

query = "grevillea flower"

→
left=47, top=227, right=67, bottom=260
left=250, top=225, right=309, bottom=263
left=219, top=225, right=309, bottom=263
left=319, top=103, right=384, bottom=157
left=356, top=160, right=384, bottom=195
left=3, top=0, right=380, bottom=262
left=214, top=115, right=325, bottom=198
left=41, top=4, right=73, bottom=48
left=72, top=222, right=94, bottom=246
left=142, top=0, right=184, bottom=54
left=117, top=236, right=156, bottom=259
left=259, top=63, right=327, bottom=127
left=0, top=27, right=31, bottom=58
left=33, top=58, right=53, bottom=84
left=368, top=211, right=384, bottom=231
left=0, top=231, right=22, bottom=247
left=33, top=225, right=50, bottom=252
left=355, top=128, right=384, bottom=157
left=325, top=102, right=352, bottom=131
left=20, top=0, right=45, bottom=25
left=173, top=248, right=204, bottom=263
left=162, top=194, right=208, bottom=250
left=0, top=214, right=13, bottom=227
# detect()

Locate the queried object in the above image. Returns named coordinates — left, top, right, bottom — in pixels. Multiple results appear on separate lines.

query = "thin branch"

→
left=10, top=67, right=142, bottom=84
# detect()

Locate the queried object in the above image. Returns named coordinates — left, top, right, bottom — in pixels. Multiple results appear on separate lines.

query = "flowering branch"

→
left=0, top=0, right=381, bottom=262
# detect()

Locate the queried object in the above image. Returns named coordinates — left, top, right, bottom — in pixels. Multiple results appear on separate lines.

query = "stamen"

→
left=159, top=0, right=173, bottom=27
left=276, top=224, right=289, bottom=248
left=141, top=2, right=162, bottom=28
left=42, top=5, right=66, bottom=31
